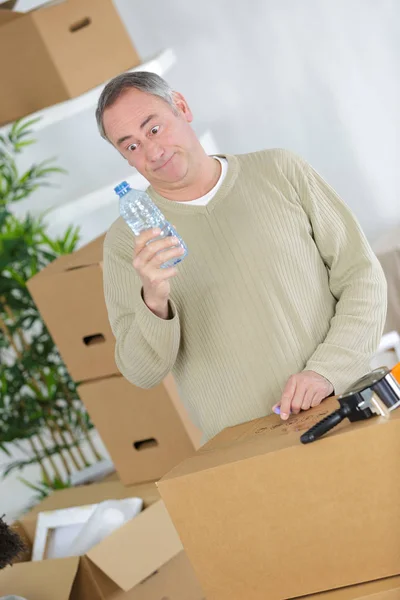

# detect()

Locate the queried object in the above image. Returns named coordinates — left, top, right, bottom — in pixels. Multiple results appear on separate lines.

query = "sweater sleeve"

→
left=102, top=223, right=181, bottom=388
left=287, top=153, right=387, bottom=393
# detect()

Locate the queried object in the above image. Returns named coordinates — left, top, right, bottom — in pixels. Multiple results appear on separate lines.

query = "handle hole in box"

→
left=70, top=17, right=91, bottom=33
left=83, top=334, right=105, bottom=346
left=133, top=438, right=158, bottom=451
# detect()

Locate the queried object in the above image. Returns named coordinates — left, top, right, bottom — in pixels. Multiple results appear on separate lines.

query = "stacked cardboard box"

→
left=158, top=397, right=400, bottom=600
left=23, top=234, right=205, bottom=597
left=0, top=480, right=205, bottom=599
left=0, top=0, right=141, bottom=125
left=27, top=234, right=202, bottom=485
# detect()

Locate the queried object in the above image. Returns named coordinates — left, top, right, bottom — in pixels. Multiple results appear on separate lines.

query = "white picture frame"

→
left=32, top=503, right=98, bottom=561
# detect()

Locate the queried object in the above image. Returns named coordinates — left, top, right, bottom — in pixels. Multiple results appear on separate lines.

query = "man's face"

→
left=103, top=88, right=197, bottom=188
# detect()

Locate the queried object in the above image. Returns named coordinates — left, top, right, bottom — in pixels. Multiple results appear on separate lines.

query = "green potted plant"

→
left=0, top=118, right=102, bottom=497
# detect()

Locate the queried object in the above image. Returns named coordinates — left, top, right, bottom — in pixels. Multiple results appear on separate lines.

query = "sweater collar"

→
left=146, top=154, right=240, bottom=214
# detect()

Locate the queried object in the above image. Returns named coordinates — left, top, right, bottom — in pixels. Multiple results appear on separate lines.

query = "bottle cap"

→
left=114, top=181, right=130, bottom=196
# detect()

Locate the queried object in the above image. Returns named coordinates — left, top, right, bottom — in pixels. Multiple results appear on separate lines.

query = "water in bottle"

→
left=115, top=182, right=188, bottom=268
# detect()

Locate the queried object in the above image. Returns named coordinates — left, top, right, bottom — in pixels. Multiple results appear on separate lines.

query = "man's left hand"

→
left=272, top=370, right=334, bottom=421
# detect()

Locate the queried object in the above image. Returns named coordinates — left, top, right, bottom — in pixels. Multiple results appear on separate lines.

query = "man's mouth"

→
left=154, top=153, right=175, bottom=171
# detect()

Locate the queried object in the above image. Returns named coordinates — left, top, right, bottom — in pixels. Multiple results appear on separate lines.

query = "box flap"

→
left=0, top=7, right=24, bottom=23
left=0, top=556, right=80, bottom=600
left=63, top=234, right=105, bottom=271
left=27, top=253, right=76, bottom=291
left=87, top=500, right=183, bottom=591
left=27, top=234, right=105, bottom=292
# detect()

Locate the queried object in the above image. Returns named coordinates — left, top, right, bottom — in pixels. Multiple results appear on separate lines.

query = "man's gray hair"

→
left=95, top=71, right=176, bottom=140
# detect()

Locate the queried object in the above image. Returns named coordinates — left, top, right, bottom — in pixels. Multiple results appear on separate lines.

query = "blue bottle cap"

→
left=114, top=181, right=131, bottom=197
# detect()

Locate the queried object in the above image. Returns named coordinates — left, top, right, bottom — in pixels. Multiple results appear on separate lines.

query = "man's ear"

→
left=172, top=91, right=193, bottom=123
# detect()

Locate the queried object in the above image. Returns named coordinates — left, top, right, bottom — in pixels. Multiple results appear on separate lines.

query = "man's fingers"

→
left=279, top=377, right=296, bottom=420
left=144, top=266, right=178, bottom=284
left=300, top=388, right=315, bottom=411
left=134, top=228, right=161, bottom=254
left=311, top=391, right=324, bottom=408
left=291, top=384, right=306, bottom=414
left=149, top=246, right=185, bottom=268
left=155, top=266, right=179, bottom=281
left=135, top=236, right=178, bottom=265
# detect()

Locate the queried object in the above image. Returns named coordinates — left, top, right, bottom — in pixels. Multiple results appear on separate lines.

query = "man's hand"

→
left=272, top=370, right=334, bottom=420
left=133, top=228, right=184, bottom=319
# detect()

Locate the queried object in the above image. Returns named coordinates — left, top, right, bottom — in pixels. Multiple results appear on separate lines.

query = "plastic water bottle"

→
left=115, top=182, right=188, bottom=268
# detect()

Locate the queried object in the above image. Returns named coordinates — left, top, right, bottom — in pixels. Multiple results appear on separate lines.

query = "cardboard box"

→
left=0, top=0, right=141, bottom=125
left=158, top=398, right=400, bottom=600
left=0, top=480, right=205, bottom=600
left=27, top=233, right=202, bottom=484
left=27, top=235, right=116, bottom=382
left=78, top=374, right=202, bottom=486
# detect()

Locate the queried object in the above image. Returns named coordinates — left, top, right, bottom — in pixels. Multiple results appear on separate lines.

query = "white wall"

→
left=10, top=0, right=400, bottom=241
left=115, top=0, right=399, bottom=240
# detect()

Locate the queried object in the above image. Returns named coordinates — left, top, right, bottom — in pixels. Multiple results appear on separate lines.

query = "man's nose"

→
left=145, top=139, right=164, bottom=162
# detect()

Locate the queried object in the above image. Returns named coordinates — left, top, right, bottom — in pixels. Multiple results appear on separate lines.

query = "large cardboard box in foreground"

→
left=0, top=480, right=205, bottom=600
left=78, top=374, right=202, bottom=486
left=0, top=0, right=141, bottom=125
left=158, top=398, right=400, bottom=600
left=27, top=235, right=116, bottom=382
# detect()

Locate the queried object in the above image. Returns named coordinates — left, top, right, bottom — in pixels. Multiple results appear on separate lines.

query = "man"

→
left=97, top=72, right=387, bottom=442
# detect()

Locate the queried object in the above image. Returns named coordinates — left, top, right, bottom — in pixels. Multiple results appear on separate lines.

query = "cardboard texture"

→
left=158, top=397, right=400, bottom=600
left=27, top=235, right=117, bottom=382
left=0, top=480, right=204, bottom=600
left=0, top=0, right=141, bottom=125
left=78, top=374, right=202, bottom=486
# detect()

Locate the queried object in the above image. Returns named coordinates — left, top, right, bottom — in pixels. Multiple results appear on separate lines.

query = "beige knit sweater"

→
left=103, top=149, right=387, bottom=440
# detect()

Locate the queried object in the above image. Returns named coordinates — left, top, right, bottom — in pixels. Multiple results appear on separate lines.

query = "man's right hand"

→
left=133, top=228, right=184, bottom=319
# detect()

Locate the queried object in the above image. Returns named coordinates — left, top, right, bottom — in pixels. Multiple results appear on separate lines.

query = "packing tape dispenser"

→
left=300, top=363, right=400, bottom=444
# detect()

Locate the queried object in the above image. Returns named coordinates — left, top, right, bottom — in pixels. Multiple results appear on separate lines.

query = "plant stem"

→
left=0, top=313, right=18, bottom=354
left=35, top=432, right=63, bottom=482
left=0, top=308, right=42, bottom=397
left=2, top=301, right=29, bottom=353
left=0, top=304, right=79, bottom=476
left=76, top=412, right=103, bottom=462
left=0, top=311, right=54, bottom=483
left=28, top=437, right=51, bottom=485
left=60, top=416, right=91, bottom=467
left=52, top=418, right=82, bottom=470
left=2, top=302, right=100, bottom=467
left=47, top=422, right=71, bottom=476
